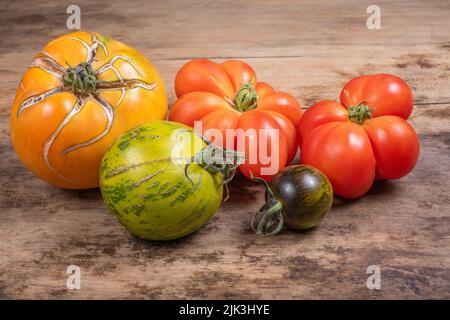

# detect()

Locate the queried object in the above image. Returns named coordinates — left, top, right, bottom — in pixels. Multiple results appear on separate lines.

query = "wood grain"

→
left=0, top=0, right=449, bottom=299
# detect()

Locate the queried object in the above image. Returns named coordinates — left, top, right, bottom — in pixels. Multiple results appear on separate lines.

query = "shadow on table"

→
left=332, top=179, right=397, bottom=207
left=224, top=172, right=261, bottom=204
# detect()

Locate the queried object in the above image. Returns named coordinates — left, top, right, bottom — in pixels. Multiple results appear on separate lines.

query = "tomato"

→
left=340, top=74, right=413, bottom=119
left=10, top=31, right=167, bottom=189
left=100, top=121, right=225, bottom=240
left=251, top=165, right=333, bottom=236
left=169, top=59, right=302, bottom=180
left=298, top=75, right=419, bottom=199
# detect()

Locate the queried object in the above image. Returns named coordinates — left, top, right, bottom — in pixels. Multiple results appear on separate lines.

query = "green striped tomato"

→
left=99, top=121, right=223, bottom=240
left=251, top=165, right=333, bottom=236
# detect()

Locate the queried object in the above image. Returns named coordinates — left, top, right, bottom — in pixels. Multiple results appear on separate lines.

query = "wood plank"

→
left=0, top=0, right=449, bottom=299
left=0, top=102, right=448, bottom=299
left=1, top=0, right=449, bottom=113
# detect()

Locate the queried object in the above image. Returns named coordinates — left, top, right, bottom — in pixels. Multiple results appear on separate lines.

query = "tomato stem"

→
left=62, top=62, right=98, bottom=96
left=185, top=133, right=246, bottom=201
left=348, top=102, right=372, bottom=124
left=234, top=82, right=258, bottom=112
left=250, top=175, right=284, bottom=236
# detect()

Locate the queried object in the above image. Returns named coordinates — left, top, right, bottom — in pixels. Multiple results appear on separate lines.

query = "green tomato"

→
left=100, top=121, right=224, bottom=240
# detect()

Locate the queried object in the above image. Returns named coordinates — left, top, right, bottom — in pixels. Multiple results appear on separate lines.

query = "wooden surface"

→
left=0, top=0, right=449, bottom=299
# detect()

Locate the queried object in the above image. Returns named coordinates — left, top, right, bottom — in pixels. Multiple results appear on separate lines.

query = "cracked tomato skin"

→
left=10, top=31, right=167, bottom=189
left=298, top=97, right=419, bottom=199
left=169, top=59, right=302, bottom=181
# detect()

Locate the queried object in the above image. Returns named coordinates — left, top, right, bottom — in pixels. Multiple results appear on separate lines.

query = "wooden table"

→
left=0, top=0, right=449, bottom=299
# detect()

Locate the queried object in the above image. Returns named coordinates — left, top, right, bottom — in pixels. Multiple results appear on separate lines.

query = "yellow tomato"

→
left=10, top=31, right=167, bottom=189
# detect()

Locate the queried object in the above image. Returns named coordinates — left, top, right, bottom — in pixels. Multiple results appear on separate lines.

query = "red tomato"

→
left=299, top=75, right=419, bottom=199
left=170, top=59, right=302, bottom=180
left=340, top=74, right=413, bottom=119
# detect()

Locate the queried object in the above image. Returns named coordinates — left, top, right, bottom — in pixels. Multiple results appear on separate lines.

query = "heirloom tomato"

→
left=340, top=74, right=413, bottom=119
left=10, top=31, right=167, bottom=189
left=298, top=74, right=419, bottom=199
left=100, top=121, right=228, bottom=241
left=169, top=59, right=302, bottom=181
left=251, top=165, right=333, bottom=236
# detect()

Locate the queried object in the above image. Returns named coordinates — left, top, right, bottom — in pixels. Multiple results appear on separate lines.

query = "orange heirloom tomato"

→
left=169, top=59, right=302, bottom=181
left=10, top=31, right=167, bottom=189
left=298, top=74, right=419, bottom=199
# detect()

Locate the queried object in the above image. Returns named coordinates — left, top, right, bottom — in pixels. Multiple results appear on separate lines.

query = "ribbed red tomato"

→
left=169, top=59, right=302, bottom=181
left=298, top=74, right=419, bottom=199
left=340, top=74, right=413, bottom=119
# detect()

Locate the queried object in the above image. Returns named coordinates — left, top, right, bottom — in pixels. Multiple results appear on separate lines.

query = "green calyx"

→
left=348, top=102, right=372, bottom=124
left=234, top=82, right=258, bottom=112
left=62, top=62, right=98, bottom=96
left=251, top=175, right=284, bottom=236
left=185, top=133, right=246, bottom=201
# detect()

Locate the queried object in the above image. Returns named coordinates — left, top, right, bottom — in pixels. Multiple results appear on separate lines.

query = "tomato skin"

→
left=301, top=122, right=376, bottom=199
left=169, top=59, right=301, bottom=180
left=258, top=92, right=302, bottom=126
left=175, top=59, right=235, bottom=99
left=10, top=31, right=167, bottom=189
left=340, top=74, right=413, bottom=119
left=263, top=110, right=298, bottom=164
left=297, top=100, right=347, bottom=147
left=221, top=60, right=256, bottom=91
left=170, top=91, right=229, bottom=127
left=256, top=82, right=275, bottom=98
left=199, top=108, right=240, bottom=150
left=363, top=116, right=419, bottom=180
left=237, top=110, right=288, bottom=181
